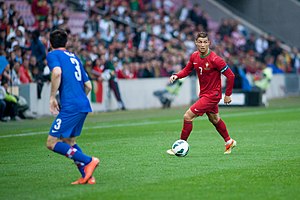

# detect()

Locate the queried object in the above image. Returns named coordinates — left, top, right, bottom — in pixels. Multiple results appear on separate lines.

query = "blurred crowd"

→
left=0, top=0, right=300, bottom=95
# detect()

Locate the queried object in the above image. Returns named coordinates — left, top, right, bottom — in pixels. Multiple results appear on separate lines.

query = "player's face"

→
left=195, top=37, right=210, bottom=55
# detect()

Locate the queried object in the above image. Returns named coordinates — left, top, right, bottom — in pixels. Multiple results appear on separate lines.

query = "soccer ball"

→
left=172, top=139, right=189, bottom=157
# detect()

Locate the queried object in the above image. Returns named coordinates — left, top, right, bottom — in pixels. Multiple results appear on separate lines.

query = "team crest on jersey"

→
left=204, top=62, right=210, bottom=70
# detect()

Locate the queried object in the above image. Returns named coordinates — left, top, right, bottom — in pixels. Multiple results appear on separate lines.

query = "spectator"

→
left=30, top=30, right=46, bottom=65
left=177, top=0, right=190, bottom=22
left=19, top=58, right=32, bottom=84
left=0, top=29, right=7, bottom=50
left=79, top=24, right=94, bottom=42
left=15, top=26, right=26, bottom=48
left=244, top=33, right=256, bottom=53
left=0, top=0, right=299, bottom=115
left=265, top=55, right=283, bottom=74
left=32, top=64, right=45, bottom=99
left=0, top=81, right=7, bottom=122
left=0, top=2, right=6, bottom=19
left=1, top=79, right=18, bottom=121
left=291, top=47, right=300, bottom=73
left=1, top=63, right=12, bottom=85
left=9, top=61, right=21, bottom=86
left=217, top=18, right=232, bottom=40
left=0, top=51, right=9, bottom=76
left=103, top=55, right=126, bottom=110
left=253, top=62, right=273, bottom=92
left=31, top=0, right=50, bottom=21
left=255, top=34, right=269, bottom=55
left=83, top=12, right=99, bottom=34
left=99, top=14, right=115, bottom=46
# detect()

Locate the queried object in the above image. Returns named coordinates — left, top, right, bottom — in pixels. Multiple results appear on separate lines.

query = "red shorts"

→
left=190, top=96, right=221, bottom=116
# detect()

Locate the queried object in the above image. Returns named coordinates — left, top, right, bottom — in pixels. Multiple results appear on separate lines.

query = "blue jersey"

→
left=46, top=50, right=92, bottom=113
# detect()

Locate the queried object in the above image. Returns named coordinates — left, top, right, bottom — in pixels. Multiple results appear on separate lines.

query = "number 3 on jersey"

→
left=52, top=118, right=62, bottom=133
left=70, top=57, right=82, bottom=81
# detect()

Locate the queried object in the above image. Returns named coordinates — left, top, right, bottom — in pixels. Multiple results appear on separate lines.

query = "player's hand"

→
left=224, top=95, right=232, bottom=105
left=169, top=75, right=178, bottom=83
left=49, top=96, right=60, bottom=115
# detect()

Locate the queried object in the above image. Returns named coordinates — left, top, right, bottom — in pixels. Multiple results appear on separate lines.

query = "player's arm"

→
left=50, top=67, right=61, bottom=114
left=84, top=80, right=92, bottom=95
left=82, top=64, right=92, bottom=95
left=170, top=56, right=194, bottom=83
left=221, top=65, right=235, bottom=104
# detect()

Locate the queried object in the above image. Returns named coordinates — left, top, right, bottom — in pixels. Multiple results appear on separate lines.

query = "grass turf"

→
left=0, top=96, right=299, bottom=200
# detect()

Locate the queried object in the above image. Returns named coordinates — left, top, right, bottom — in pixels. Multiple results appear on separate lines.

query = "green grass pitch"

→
left=0, top=96, right=300, bottom=200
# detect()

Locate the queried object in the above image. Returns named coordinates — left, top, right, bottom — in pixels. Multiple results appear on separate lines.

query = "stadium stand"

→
left=0, top=0, right=299, bottom=117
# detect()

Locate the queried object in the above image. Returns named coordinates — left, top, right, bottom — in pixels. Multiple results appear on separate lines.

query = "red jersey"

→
left=176, top=50, right=235, bottom=99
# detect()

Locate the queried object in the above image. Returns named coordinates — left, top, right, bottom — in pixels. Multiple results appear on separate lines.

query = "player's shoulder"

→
left=46, top=50, right=58, bottom=60
left=47, top=49, right=62, bottom=57
left=208, top=50, right=218, bottom=58
left=191, top=51, right=199, bottom=56
left=209, top=50, right=224, bottom=62
left=190, top=51, right=200, bottom=58
left=47, top=49, right=55, bottom=56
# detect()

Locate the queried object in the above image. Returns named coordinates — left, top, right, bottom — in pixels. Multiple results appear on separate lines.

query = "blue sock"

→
left=73, top=144, right=85, bottom=177
left=53, top=142, right=92, bottom=164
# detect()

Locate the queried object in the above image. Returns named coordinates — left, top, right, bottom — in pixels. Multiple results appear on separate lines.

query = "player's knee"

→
left=209, top=117, right=220, bottom=125
left=66, top=140, right=76, bottom=146
left=183, top=112, right=194, bottom=121
left=46, top=141, right=54, bottom=150
left=63, top=138, right=76, bottom=146
left=46, top=137, right=57, bottom=150
left=210, top=118, right=218, bottom=125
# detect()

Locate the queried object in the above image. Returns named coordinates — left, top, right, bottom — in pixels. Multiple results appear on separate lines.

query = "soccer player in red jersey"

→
left=167, top=31, right=237, bottom=155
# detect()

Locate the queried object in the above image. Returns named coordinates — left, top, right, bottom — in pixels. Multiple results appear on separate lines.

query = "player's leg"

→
left=166, top=102, right=199, bottom=155
left=207, top=112, right=230, bottom=142
left=62, top=137, right=85, bottom=177
left=47, top=135, right=98, bottom=184
left=207, top=112, right=236, bottom=154
left=69, top=112, right=99, bottom=183
left=179, top=96, right=219, bottom=141
left=47, top=112, right=99, bottom=183
left=63, top=137, right=96, bottom=185
left=46, top=135, right=93, bottom=166
left=68, top=112, right=99, bottom=184
left=180, top=109, right=198, bottom=140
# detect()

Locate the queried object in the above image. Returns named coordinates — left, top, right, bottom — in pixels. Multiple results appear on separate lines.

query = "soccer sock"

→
left=72, top=144, right=85, bottom=177
left=213, top=119, right=231, bottom=142
left=53, top=142, right=92, bottom=165
left=180, top=120, right=193, bottom=141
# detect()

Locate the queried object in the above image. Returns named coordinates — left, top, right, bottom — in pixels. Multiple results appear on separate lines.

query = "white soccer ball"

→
left=172, top=139, right=189, bottom=157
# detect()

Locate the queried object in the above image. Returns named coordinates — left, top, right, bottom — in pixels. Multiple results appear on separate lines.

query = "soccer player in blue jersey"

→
left=46, top=29, right=99, bottom=185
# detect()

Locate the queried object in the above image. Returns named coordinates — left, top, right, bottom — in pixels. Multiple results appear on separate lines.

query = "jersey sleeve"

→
left=46, top=52, right=60, bottom=71
left=213, top=55, right=227, bottom=71
left=176, top=54, right=194, bottom=79
left=222, top=65, right=235, bottom=96
left=213, top=55, right=235, bottom=96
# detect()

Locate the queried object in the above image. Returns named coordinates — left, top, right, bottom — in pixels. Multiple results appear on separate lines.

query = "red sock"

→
left=214, top=119, right=231, bottom=142
left=180, top=120, right=193, bottom=141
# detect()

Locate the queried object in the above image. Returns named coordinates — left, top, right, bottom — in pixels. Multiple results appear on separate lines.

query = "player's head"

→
left=195, top=31, right=210, bottom=55
left=49, top=29, right=68, bottom=49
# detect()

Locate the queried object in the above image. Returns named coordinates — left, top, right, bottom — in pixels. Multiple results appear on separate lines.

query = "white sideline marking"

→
left=0, top=108, right=299, bottom=139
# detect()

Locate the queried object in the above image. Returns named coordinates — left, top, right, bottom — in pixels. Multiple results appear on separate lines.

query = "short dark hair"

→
left=50, top=29, right=68, bottom=48
left=195, top=31, right=209, bottom=40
